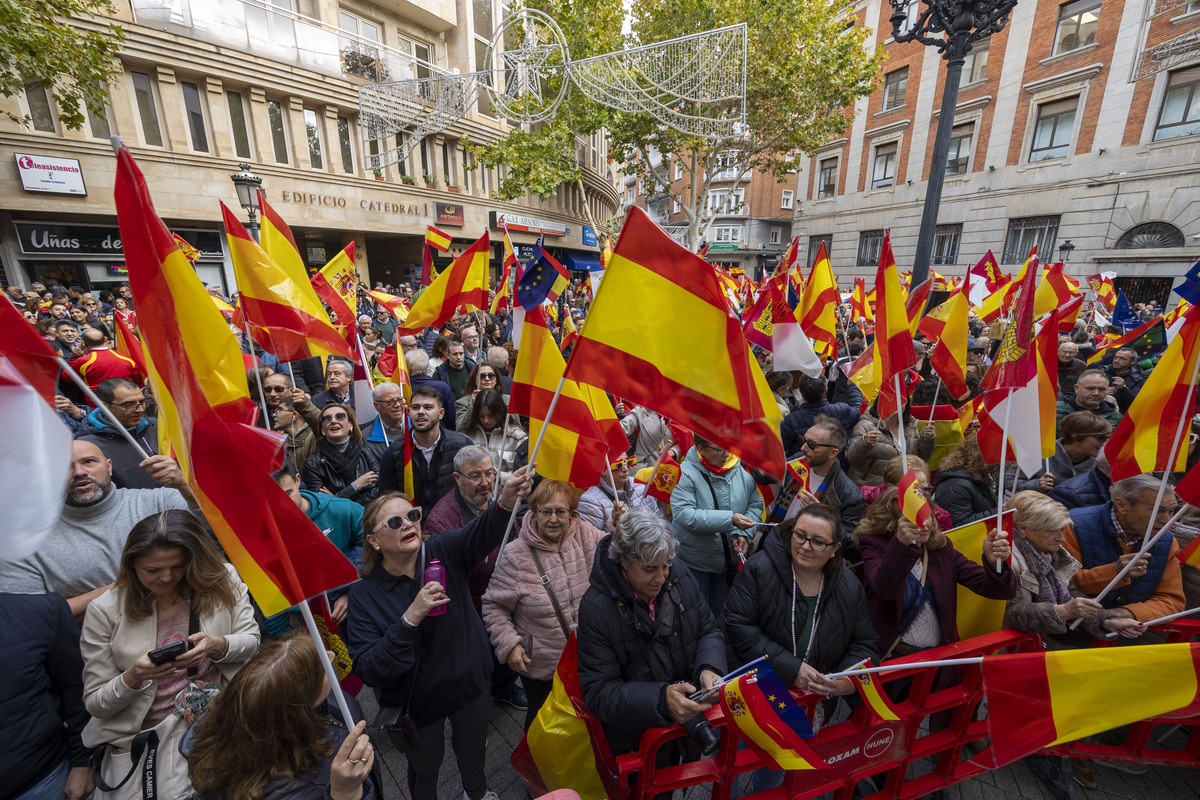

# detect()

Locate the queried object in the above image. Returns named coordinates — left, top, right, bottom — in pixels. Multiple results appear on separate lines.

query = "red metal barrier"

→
left=600, top=622, right=1200, bottom=800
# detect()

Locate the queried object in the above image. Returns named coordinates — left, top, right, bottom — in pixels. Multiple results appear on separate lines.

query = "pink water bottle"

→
left=423, top=559, right=447, bottom=616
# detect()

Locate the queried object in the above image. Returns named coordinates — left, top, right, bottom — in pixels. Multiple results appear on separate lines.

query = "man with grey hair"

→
left=1062, top=474, right=1185, bottom=627
left=362, top=381, right=406, bottom=460
left=1057, top=341, right=1087, bottom=393
left=311, top=359, right=354, bottom=408
left=486, top=345, right=513, bottom=398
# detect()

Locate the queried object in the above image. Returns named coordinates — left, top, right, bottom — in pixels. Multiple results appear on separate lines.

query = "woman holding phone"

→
left=80, top=511, right=260, bottom=799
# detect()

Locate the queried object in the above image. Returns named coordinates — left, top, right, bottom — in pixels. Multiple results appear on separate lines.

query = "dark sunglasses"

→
left=263, top=386, right=288, bottom=394
left=801, top=438, right=834, bottom=449
left=321, top=413, right=349, bottom=424
left=373, top=508, right=423, bottom=532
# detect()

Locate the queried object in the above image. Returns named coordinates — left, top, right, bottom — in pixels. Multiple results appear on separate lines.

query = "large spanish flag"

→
left=944, top=510, right=1014, bottom=640
left=1104, top=301, right=1200, bottom=481
left=223, top=202, right=355, bottom=362
left=873, top=233, right=916, bottom=419
left=984, top=642, right=1200, bottom=768
left=1033, top=261, right=1081, bottom=319
left=310, top=242, right=358, bottom=330
left=563, top=206, right=785, bottom=478
left=511, top=306, right=611, bottom=487
left=927, top=286, right=970, bottom=400
left=798, top=240, right=839, bottom=360
left=397, top=232, right=490, bottom=335
left=115, top=142, right=358, bottom=616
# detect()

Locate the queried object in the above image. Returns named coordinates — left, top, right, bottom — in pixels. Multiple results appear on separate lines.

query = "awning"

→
left=562, top=251, right=602, bottom=271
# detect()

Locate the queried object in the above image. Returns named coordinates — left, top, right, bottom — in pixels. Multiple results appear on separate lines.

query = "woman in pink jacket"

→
left=482, top=479, right=607, bottom=729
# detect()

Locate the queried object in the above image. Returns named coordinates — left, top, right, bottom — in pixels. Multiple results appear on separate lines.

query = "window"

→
left=857, top=230, right=885, bottom=267
left=131, top=72, right=163, bottom=146
left=1002, top=216, right=1061, bottom=264
left=86, top=83, right=112, bottom=139
left=474, top=0, right=495, bottom=115
left=883, top=68, right=908, bottom=110
left=393, top=133, right=408, bottom=177
left=713, top=150, right=742, bottom=180
left=770, top=227, right=783, bottom=245
left=871, top=142, right=898, bottom=188
left=1054, top=0, right=1100, bottom=56
left=337, top=117, right=354, bottom=174
left=1115, top=222, right=1184, bottom=248
left=1154, top=66, right=1200, bottom=141
left=442, top=142, right=451, bottom=183
left=246, top=0, right=295, bottom=48
left=626, top=185, right=636, bottom=204
left=713, top=226, right=743, bottom=243
left=946, top=123, right=974, bottom=175
left=894, top=0, right=920, bottom=34
left=808, top=234, right=833, bottom=267
left=706, top=188, right=745, bottom=214
left=420, top=138, right=430, bottom=178
left=1029, top=97, right=1077, bottom=161
left=675, top=160, right=683, bottom=180
left=181, top=82, right=209, bottom=152
left=932, top=224, right=962, bottom=265
left=462, top=149, right=472, bottom=193
left=963, top=42, right=988, bottom=85
left=23, top=81, right=56, bottom=132
left=304, top=109, right=323, bottom=169
left=339, top=11, right=384, bottom=81
left=266, top=99, right=288, bottom=164
left=480, top=163, right=488, bottom=195
left=817, top=158, right=838, bottom=199
left=673, top=198, right=681, bottom=213
left=226, top=91, right=252, bottom=158
left=781, top=190, right=794, bottom=209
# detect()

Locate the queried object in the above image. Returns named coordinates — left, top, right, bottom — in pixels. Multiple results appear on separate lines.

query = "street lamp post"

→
left=1058, top=239, right=1075, bottom=263
left=229, top=163, right=263, bottom=242
left=890, top=0, right=1019, bottom=287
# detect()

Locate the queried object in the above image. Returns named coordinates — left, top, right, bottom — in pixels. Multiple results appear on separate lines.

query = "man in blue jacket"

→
left=780, top=374, right=862, bottom=458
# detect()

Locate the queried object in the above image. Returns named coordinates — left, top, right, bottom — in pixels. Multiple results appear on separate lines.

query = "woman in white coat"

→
left=81, top=510, right=260, bottom=799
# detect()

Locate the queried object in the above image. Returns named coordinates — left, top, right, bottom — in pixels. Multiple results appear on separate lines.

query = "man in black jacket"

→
left=780, top=375, right=863, bottom=457
left=377, top=385, right=472, bottom=509
left=577, top=513, right=725, bottom=756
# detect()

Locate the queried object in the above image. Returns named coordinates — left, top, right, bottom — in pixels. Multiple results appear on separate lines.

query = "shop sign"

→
left=490, top=211, right=568, bottom=237
left=15, top=153, right=87, bottom=195
left=706, top=241, right=739, bottom=253
left=582, top=225, right=598, bottom=247
left=16, top=223, right=222, bottom=258
left=277, top=189, right=424, bottom=217
left=436, top=202, right=465, bottom=226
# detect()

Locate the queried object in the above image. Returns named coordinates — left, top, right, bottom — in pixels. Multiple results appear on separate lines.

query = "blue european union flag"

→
left=516, top=241, right=569, bottom=311
left=1174, top=258, right=1200, bottom=305
left=1112, top=290, right=1141, bottom=331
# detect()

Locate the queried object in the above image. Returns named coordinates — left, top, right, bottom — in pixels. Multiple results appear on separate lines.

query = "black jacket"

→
left=576, top=535, right=727, bottom=755
left=934, top=468, right=997, bottom=528
left=346, top=503, right=509, bottom=726
left=310, top=388, right=352, bottom=411
left=0, top=593, right=91, bottom=798
left=302, top=439, right=380, bottom=506
left=377, top=428, right=473, bottom=510
left=723, top=532, right=878, bottom=685
left=1099, top=363, right=1145, bottom=413
left=780, top=398, right=862, bottom=459
left=75, top=413, right=161, bottom=489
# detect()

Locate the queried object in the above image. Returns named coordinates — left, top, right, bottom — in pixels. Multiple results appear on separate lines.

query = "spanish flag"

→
left=905, top=278, right=932, bottom=336
left=365, top=289, right=410, bottom=323
left=1033, top=261, right=1081, bottom=319
left=927, top=285, right=970, bottom=400
left=172, top=232, right=201, bottom=264
left=223, top=201, right=355, bottom=362
left=638, top=453, right=682, bottom=503
left=898, top=467, right=932, bottom=529
left=563, top=206, right=785, bottom=478
left=847, top=663, right=900, bottom=722
left=310, top=242, right=358, bottom=331
left=873, top=233, right=916, bottom=420
left=984, top=642, right=1200, bottom=768
left=580, top=382, right=631, bottom=458
left=849, top=277, right=873, bottom=322
left=491, top=227, right=518, bottom=314
left=1174, top=461, right=1200, bottom=566
left=397, top=232, right=490, bottom=335
left=772, top=236, right=801, bottom=279
left=944, top=511, right=1013, bottom=640
left=719, top=663, right=824, bottom=770
left=373, top=339, right=411, bottom=402
left=1086, top=272, right=1118, bottom=312
left=510, top=306, right=612, bottom=487
left=426, top=224, right=452, bottom=252
left=112, top=312, right=148, bottom=380
left=114, top=142, right=357, bottom=617
left=1104, top=301, right=1200, bottom=481
left=798, top=240, right=839, bottom=360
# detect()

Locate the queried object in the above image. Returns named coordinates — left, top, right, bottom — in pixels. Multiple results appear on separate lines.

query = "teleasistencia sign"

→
left=15, top=152, right=87, bottom=195
left=489, top=211, right=568, bottom=237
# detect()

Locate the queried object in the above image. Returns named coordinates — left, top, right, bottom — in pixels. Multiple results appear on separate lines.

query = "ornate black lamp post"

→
left=229, top=163, right=263, bottom=242
left=891, top=0, right=1019, bottom=287
left=1059, top=239, right=1075, bottom=262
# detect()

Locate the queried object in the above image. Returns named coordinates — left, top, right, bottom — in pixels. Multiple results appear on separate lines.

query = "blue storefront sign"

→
left=582, top=225, right=598, bottom=248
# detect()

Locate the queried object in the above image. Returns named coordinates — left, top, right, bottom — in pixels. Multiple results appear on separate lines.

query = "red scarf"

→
left=698, top=450, right=739, bottom=475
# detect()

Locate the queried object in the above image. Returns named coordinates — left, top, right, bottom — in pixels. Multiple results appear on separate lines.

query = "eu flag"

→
left=1112, top=290, right=1141, bottom=331
left=1174, top=258, right=1200, bottom=305
left=516, top=241, right=569, bottom=311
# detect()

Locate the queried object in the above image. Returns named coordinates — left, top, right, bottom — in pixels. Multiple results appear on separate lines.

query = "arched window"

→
left=1115, top=222, right=1184, bottom=249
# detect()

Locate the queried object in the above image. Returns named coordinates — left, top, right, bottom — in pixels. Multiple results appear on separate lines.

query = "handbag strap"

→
left=187, top=608, right=200, bottom=678
left=882, top=548, right=929, bottom=661
left=527, top=543, right=572, bottom=638
left=699, top=470, right=738, bottom=568
left=92, top=729, right=159, bottom=800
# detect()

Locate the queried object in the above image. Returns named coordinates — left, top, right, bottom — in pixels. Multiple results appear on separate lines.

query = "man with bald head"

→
left=0, top=441, right=201, bottom=619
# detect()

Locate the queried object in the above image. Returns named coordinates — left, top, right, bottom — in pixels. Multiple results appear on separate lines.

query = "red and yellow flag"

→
left=398, top=232, right=490, bottom=335
left=223, top=201, right=355, bottom=362
left=874, top=233, right=916, bottom=419
left=491, top=227, right=518, bottom=315
left=944, top=510, right=1014, bottom=640
left=115, top=143, right=357, bottom=616
left=984, top=642, right=1200, bottom=768
left=172, top=232, right=201, bottom=264
left=638, top=453, right=683, bottom=503
left=1086, top=273, right=1118, bottom=312
left=563, top=206, right=785, bottom=478
left=112, top=312, right=148, bottom=379
left=847, top=662, right=900, bottom=722
left=426, top=225, right=452, bottom=252
left=1104, top=301, right=1200, bottom=481
left=310, top=242, right=358, bottom=332
left=718, top=664, right=824, bottom=770
left=927, top=287, right=970, bottom=400
left=365, top=289, right=410, bottom=323
left=798, top=240, right=839, bottom=360
left=374, top=340, right=411, bottom=403
left=849, top=277, right=873, bottom=323
left=898, top=467, right=932, bottom=530
left=905, top=278, right=932, bottom=337
left=1033, top=261, right=1081, bottom=319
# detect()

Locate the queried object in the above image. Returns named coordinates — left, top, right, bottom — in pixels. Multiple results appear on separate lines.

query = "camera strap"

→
left=187, top=609, right=200, bottom=678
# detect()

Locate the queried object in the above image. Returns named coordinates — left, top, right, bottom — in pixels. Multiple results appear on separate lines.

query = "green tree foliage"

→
left=0, top=0, right=125, bottom=130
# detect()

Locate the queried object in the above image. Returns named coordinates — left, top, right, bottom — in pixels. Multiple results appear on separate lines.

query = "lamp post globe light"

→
left=890, top=0, right=1019, bottom=287
left=229, top=163, right=264, bottom=242
left=1059, top=239, right=1075, bottom=262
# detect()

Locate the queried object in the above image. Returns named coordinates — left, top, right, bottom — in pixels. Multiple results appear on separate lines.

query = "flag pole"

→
left=299, top=601, right=356, bottom=724
left=242, top=318, right=271, bottom=425
left=56, top=357, right=154, bottom=461
left=494, top=412, right=511, bottom=497
left=493, top=375, right=567, bottom=569
left=1069, top=504, right=1189, bottom=629
left=893, top=374, right=907, bottom=457
left=927, top=377, right=943, bottom=426
left=1104, top=604, right=1200, bottom=638
left=993, top=386, right=1015, bottom=574
left=825, top=656, right=984, bottom=681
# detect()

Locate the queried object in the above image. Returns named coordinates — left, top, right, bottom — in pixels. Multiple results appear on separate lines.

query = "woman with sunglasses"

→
left=347, top=465, right=534, bottom=800
left=1004, top=411, right=1113, bottom=495
left=454, top=364, right=502, bottom=429
left=578, top=453, right=659, bottom=533
left=302, top=404, right=381, bottom=506
left=460, top=388, right=527, bottom=485
left=482, top=479, right=607, bottom=729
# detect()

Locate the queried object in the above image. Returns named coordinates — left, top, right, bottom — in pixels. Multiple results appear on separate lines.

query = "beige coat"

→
left=482, top=512, right=606, bottom=680
left=80, top=563, right=260, bottom=749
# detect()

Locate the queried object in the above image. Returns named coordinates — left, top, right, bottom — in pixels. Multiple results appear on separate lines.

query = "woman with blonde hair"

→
left=80, top=510, right=259, bottom=799
left=185, top=634, right=379, bottom=800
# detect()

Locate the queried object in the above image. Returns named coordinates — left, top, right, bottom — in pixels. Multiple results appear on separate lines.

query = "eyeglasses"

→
left=792, top=532, right=834, bottom=552
left=461, top=469, right=497, bottom=483
left=376, top=397, right=405, bottom=406
left=111, top=399, right=147, bottom=411
left=374, top=507, right=423, bottom=532
left=801, top=438, right=834, bottom=450
left=535, top=508, right=572, bottom=519
left=321, top=413, right=349, bottom=424
left=263, top=385, right=288, bottom=394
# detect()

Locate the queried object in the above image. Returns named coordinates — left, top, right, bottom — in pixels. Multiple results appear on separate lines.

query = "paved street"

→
left=358, top=691, right=1200, bottom=800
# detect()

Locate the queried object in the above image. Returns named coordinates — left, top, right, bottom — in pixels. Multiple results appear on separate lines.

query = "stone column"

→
left=154, top=66, right=190, bottom=152
left=204, top=77, right=234, bottom=158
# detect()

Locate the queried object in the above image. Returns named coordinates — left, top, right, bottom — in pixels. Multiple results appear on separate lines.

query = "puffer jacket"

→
left=846, top=413, right=934, bottom=487
left=1049, top=465, right=1111, bottom=509
left=481, top=512, right=606, bottom=680
left=577, top=478, right=659, bottom=532
left=671, top=447, right=763, bottom=574
left=577, top=535, right=726, bottom=755
left=934, top=468, right=997, bottom=528
left=723, top=530, right=878, bottom=685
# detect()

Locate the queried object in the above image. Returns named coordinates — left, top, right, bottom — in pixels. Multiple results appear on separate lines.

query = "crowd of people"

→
left=2, top=275, right=1197, bottom=800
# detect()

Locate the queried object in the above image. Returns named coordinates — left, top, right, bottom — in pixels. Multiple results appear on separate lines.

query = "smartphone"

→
left=148, top=641, right=188, bottom=665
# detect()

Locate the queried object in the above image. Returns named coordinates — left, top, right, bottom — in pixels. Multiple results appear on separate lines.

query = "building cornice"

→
left=1022, top=64, right=1105, bottom=96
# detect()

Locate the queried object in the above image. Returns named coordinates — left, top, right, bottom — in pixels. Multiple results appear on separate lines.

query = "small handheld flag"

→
left=898, top=467, right=933, bottom=530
